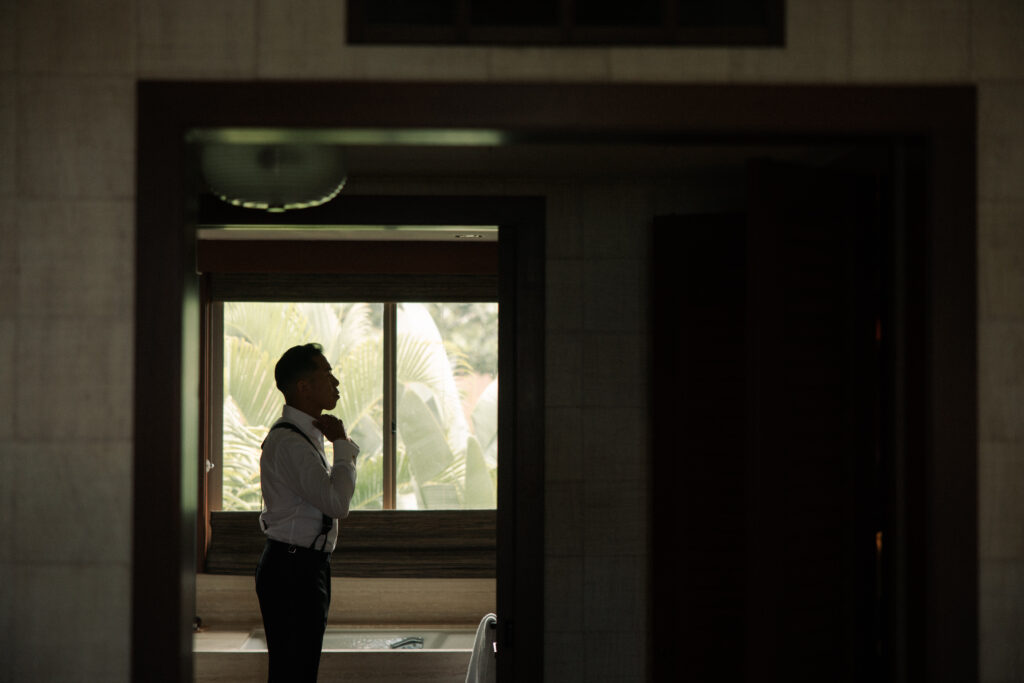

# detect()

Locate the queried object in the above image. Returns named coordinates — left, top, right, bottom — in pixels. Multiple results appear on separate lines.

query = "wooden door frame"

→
left=135, top=82, right=975, bottom=681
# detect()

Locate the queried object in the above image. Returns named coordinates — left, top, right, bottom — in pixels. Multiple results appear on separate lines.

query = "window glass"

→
left=222, top=302, right=385, bottom=511
left=220, top=300, right=498, bottom=512
left=396, top=302, right=498, bottom=509
left=470, top=0, right=559, bottom=26
left=676, top=0, right=768, bottom=26
left=365, top=0, right=456, bottom=24
left=349, top=0, right=783, bottom=45
left=576, top=1, right=661, bottom=26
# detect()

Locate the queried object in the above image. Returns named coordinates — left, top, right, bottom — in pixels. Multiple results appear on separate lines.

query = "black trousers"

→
left=255, top=540, right=332, bottom=682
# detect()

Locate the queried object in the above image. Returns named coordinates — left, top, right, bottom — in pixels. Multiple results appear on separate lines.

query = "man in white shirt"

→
left=255, top=343, right=360, bottom=682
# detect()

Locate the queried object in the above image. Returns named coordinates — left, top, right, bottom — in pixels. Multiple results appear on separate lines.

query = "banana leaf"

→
left=463, top=435, right=496, bottom=508
left=421, top=483, right=459, bottom=508
left=396, top=384, right=454, bottom=485
left=471, top=377, right=498, bottom=466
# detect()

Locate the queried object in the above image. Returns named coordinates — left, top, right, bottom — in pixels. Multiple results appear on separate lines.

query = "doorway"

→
left=134, top=82, right=975, bottom=682
left=653, top=153, right=901, bottom=681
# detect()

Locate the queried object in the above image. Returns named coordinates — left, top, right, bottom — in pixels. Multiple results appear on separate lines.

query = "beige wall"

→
left=1, top=1, right=1022, bottom=681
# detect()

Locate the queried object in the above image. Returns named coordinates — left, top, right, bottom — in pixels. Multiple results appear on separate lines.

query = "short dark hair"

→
left=274, top=343, right=324, bottom=396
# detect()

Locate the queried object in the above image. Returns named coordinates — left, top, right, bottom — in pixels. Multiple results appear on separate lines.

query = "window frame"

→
left=198, top=236, right=500, bottom=577
left=346, top=0, right=786, bottom=47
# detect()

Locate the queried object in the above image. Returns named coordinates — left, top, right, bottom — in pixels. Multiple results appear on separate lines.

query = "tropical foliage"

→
left=220, top=301, right=498, bottom=511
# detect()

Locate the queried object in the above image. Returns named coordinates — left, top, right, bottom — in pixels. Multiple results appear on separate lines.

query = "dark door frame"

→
left=134, top=82, right=975, bottom=682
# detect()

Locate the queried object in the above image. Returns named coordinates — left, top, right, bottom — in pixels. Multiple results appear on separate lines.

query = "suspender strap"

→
left=266, top=422, right=334, bottom=552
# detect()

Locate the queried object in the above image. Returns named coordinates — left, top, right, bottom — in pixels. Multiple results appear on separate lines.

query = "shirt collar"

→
left=280, top=405, right=324, bottom=448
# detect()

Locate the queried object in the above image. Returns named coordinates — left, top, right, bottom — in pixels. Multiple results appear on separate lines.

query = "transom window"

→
left=347, top=0, right=785, bottom=46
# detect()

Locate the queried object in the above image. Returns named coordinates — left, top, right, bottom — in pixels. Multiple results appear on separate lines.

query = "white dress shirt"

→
left=259, top=405, right=359, bottom=552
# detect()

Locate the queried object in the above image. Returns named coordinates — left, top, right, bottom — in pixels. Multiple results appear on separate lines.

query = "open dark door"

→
left=744, top=159, right=884, bottom=682
left=650, top=212, right=750, bottom=682
left=651, top=159, right=886, bottom=682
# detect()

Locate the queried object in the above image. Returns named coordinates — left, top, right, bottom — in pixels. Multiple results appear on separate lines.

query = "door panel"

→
left=650, top=160, right=884, bottom=682
left=746, top=159, right=882, bottom=682
left=651, top=213, right=749, bottom=682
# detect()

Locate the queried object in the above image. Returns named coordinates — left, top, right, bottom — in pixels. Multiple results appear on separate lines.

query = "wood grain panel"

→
left=206, top=510, right=497, bottom=578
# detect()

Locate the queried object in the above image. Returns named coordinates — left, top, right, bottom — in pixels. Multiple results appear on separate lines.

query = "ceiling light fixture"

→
left=199, top=143, right=347, bottom=212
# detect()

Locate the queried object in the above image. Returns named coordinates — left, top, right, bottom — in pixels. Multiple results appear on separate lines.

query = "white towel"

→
left=465, top=613, right=497, bottom=683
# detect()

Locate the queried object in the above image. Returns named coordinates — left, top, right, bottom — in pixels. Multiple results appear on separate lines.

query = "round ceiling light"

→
left=200, top=143, right=347, bottom=212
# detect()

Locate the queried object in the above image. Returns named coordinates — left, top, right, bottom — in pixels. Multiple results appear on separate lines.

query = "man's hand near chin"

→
left=313, top=414, right=348, bottom=442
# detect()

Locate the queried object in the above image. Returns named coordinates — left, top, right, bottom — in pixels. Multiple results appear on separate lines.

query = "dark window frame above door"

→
left=347, top=0, right=785, bottom=46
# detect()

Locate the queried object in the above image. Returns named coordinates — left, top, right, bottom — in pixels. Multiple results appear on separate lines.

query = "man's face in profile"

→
left=303, top=353, right=340, bottom=413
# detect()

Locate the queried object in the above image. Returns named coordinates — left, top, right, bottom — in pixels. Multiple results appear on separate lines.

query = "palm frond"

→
left=222, top=396, right=266, bottom=511
left=225, top=336, right=282, bottom=428
left=396, top=334, right=446, bottom=390
left=334, top=302, right=376, bottom=354
left=350, top=452, right=384, bottom=510
left=334, top=336, right=384, bottom=429
left=225, top=302, right=306, bottom=356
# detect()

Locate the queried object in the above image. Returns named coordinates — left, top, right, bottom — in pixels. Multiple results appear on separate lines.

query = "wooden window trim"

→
left=198, top=235, right=500, bottom=577
left=197, top=239, right=499, bottom=276
left=208, top=272, right=498, bottom=302
left=206, top=510, right=496, bottom=578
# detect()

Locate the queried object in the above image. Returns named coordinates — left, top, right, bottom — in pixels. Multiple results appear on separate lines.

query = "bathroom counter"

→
left=194, top=624, right=475, bottom=683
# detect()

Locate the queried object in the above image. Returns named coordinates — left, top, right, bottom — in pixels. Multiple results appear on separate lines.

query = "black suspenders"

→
left=266, top=422, right=334, bottom=552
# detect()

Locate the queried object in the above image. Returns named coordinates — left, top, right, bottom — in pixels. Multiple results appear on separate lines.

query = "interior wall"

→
left=0, top=2, right=1021, bottom=682
left=350, top=173, right=744, bottom=682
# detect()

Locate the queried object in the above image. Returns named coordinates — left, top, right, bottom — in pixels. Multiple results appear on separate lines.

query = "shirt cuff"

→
left=332, top=438, right=360, bottom=465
